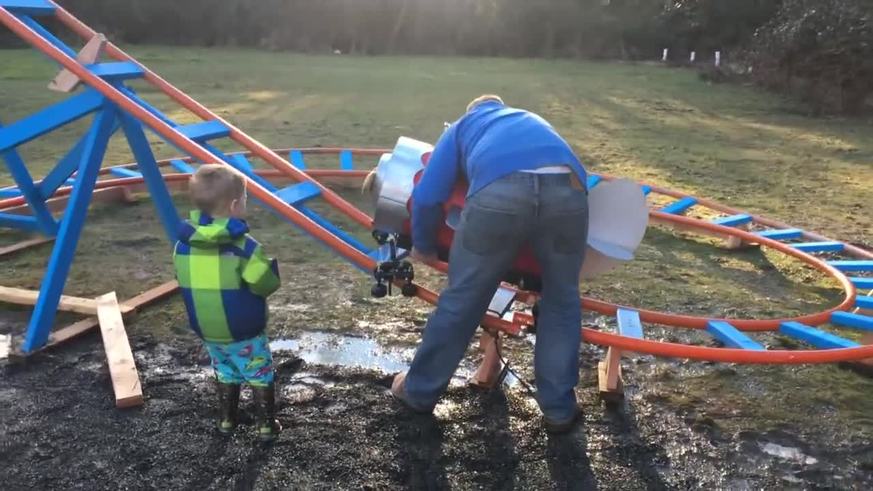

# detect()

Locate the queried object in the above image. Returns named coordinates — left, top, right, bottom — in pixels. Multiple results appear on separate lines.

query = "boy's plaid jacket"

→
left=173, top=211, right=280, bottom=343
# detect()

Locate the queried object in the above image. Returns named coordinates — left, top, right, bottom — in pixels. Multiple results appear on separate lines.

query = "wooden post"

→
left=598, top=347, right=623, bottom=401
left=96, top=292, right=143, bottom=408
left=662, top=48, right=668, bottom=62
left=470, top=331, right=503, bottom=389
left=0, top=334, right=11, bottom=361
left=715, top=51, right=722, bottom=67
left=690, top=51, right=696, bottom=63
left=49, top=34, right=106, bottom=92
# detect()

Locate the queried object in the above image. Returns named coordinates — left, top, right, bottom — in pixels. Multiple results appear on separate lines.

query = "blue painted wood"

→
left=829, top=261, right=873, bottom=272
left=228, top=153, right=254, bottom=172
left=851, top=277, right=873, bottom=290
left=641, top=185, right=652, bottom=195
left=169, top=159, right=195, bottom=174
left=0, top=0, right=55, bottom=17
left=712, top=213, right=753, bottom=227
left=22, top=108, right=117, bottom=353
left=779, top=321, right=858, bottom=349
left=289, top=149, right=307, bottom=169
left=0, top=90, right=104, bottom=153
left=0, top=121, right=57, bottom=235
left=119, top=86, right=177, bottom=128
left=276, top=182, right=322, bottom=206
left=857, top=296, right=873, bottom=309
left=86, top=62, right=145, bottom=82
left=0, top=212, right=40, bottom=231
left=176, top=120, right=230, bottom=142
left=706, top=321, right=765, bottom=350
left=756, top=228, right=803, bottom=241
left=831, top=312, right=873, bottom=331
left=298, top=206, right=371, bottom=256
left=792, top=241, right=845, bottom=253
left=339, top=150, right=354, bottom=170
left=586, top=175, right=602, bottom=189
left=109, top=167, right=142, bottom=178
left=38, top=119, right=120, bottom=200
left=18, top=15, right=78, bottom=62
left=119, top=114, right=180, bottom=245
left=0, top=188, right=21, bottom=198
left=660, top=196, right=697, bottom=215
left=616, top=308, right=644, bottom=338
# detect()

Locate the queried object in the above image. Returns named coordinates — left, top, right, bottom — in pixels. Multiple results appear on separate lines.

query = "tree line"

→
left=1, top=0, right=870, bottom=113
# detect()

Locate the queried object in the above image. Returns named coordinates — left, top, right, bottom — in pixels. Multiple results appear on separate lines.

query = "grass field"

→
left=2, top=46, right=873, bottom=462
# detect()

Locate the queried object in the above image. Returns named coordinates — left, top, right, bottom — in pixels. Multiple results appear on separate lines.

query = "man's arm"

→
left=411, top=124, right=462, bottom=256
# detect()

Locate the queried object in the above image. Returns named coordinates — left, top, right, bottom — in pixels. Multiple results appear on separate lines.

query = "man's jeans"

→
left=404, top=172, right=589, bottom=423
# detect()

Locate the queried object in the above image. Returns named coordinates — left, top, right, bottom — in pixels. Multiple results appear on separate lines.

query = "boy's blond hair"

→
left=189, top=164, right=245, bottom=216
left=466, top=94, right=504, bottom=112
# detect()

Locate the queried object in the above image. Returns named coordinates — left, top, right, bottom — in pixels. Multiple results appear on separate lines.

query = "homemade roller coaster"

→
left=1, top=1, right=873, bottom=398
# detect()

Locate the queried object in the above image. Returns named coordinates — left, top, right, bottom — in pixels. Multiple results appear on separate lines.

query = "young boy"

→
left=173, top=164, right=282, bottom=441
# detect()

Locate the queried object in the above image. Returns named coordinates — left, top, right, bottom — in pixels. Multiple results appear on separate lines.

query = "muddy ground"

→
left=1, top=192, right=873, bottom=490
left=2, top=311, right=873, bottom=490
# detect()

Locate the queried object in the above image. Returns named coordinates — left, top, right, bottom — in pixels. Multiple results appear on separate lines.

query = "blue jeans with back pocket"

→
left=404, top=172, right=589, bottom=422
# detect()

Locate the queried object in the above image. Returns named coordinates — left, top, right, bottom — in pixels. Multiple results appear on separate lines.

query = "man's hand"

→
left=411, top=248, right=439, bottom=266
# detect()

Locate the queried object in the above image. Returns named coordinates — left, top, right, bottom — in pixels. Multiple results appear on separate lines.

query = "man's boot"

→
left=252, top=384, right=281, bottom=442
left=216, top=383, right=240, bottom=435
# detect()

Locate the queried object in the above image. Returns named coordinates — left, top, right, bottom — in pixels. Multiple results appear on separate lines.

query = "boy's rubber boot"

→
left=252, top=385, right=281, bottom=442
left=217, top=383, right=241, bottom=435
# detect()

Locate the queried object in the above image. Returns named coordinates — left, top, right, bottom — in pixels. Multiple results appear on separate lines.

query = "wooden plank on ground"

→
left=21, top=280, right=179, bottom=355
left=0, top=237, right=54, bottom=258
left=0, top=285, right=135, bottom=315
left=0, top=334, right=11, bottom=360
left=96, top=292, right=143, bottom=408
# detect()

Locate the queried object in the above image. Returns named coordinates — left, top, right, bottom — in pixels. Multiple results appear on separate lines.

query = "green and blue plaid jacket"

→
left=173, top=210, right=281, bottom=343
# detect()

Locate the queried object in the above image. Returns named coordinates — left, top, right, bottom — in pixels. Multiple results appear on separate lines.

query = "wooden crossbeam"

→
left=96, top=292, right=143, bottom=408
left=0, top=236, right=54, bottom=258
left=0, top=285, right=133, bottom=315
left=7, top=280, right=179, bottom=358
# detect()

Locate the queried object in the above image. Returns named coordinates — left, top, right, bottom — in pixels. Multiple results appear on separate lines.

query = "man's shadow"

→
left=546, top=427, right=598, bottom=490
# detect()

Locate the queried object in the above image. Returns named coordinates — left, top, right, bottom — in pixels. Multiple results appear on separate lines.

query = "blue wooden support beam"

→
left=17, top=14, right=76, bottom=60
left=712, top=213, right=753, bottom=227
left=779, top=322, right=858, bottom=349
left=0, top=140, right=57, bottom=234
left=660, top=196, right=697, bottom=215
left=109, top=167, right=142, bottom=178
left=616, top=308, right=643, bottom=338
left=0, top=0, right=56, bottom=17
left=641, top=185, right=652, bottom=195
left=339, top=149, right=354, bottom=170
left=118, top=86, right=178, bottom=128
left=850, top=277, right=873, bottom=290
left=829, top=261, right=873, bottom=272
left=706, top=320, right=764, bottom=350
left=289, top=150, right=307, bottom=169
left=0, top=90, right=104, bottom=153
left=228, top=153, right=255, bottom=173
left=856, top=296, right=873, bottom=310
left=22, top=107, right=117, bottom=353
left=276, top=182, right=322, bottom=206
left=0, top=212, right=40, bottom=231
left=169, top=159, right=195, bottom=174
left=86, top=62, right=145, bottom=82
left=38, top=119, right=121, bottom=200
left=119, top=113, right=180, bottom=245
left=756, top=228, right=803, bottom=241
left=176, top=120, right=230, bottom=142
left=792, top=241, right=845, bottom=253
left=831, top=312, right=873, bottom=331
left=0, top=187, right=21, bottom=198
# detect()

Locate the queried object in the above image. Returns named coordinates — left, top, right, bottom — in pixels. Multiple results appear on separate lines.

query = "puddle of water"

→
left=759, top=442, right=819, bottom=465
left=270, top=332, right=520, bottom=388
left=271, top=332, right=413, bottom=374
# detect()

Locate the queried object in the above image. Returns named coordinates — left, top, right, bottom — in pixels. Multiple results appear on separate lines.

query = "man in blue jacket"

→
left=392, top=95, right=590, bottom=433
